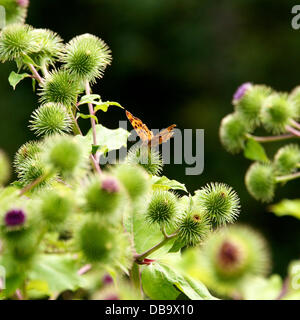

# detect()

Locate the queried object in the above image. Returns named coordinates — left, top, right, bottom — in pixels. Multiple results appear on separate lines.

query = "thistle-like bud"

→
left=0, top=0, right=29, bottom=25
left=234, top=85, right=272, bottom=127
left=219, top=113, right=248, bottom=154
left=176, top=209, right=210, bottom=246
left=0, top=23, right=37, bottom=62
left=195, top=183, right=240, bottom=226
left=274, top=144, right=300, bottom=175
left=146, top=190, right=178, bottom=226
left=245, top=162, right=276, bottom=202
left=14, top=141, right=42, bottom=179
left=0, top=150, right=10, bottom=185
left=78, top=218, right=116, bottom=263
left=30, top=29, right=64, bottom=66
left=126, top=146, right=163, bottom=176
left=62, top=34, right=112, bottom=83
left=4, top=209, right=26, bottom=227
left=233, top=82, right=252, bottom=103
left=84, top=176, right=122, bottom=217
left=39, top=69, right=81, bottom=106
left=114, top=164, right=149, bottom=200
left=197, top=225, right=271, bottom=297
left=29, top=103, right=72, bottom=137
left=43, top=134, right=85, bottom=177
left=39, top=188, right=74, bottom=227
left=261, top=93, right=295, bottom=134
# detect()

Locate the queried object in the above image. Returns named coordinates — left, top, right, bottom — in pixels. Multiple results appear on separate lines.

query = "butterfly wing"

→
left=150, top=124, right=177, bottom=147
left=126, top=110, right=153, bottom=143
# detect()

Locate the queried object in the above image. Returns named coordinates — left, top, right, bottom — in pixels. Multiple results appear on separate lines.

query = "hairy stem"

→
left=246, top=133, right=295, bottom=143
left=85, top=81, right=102, bottom=175
left=290, top=119, right=300, bottom=131
left=286, top=125, right=300, bottom=137
left=134, top=231, right=178, bottom=263
left=85, top=81, right=98, bottom=147
left=28, top=64, right=44, bottom=84
left=276, top=171, right=300, bottom=183
left=19, top=172, right=49, bottom=196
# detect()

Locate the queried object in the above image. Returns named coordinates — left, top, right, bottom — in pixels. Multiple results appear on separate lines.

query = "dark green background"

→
left=1, top=0, right=300, bottom=276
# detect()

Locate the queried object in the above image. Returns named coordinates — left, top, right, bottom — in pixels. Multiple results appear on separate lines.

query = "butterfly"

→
left=125, top=110, right=176, bottom=147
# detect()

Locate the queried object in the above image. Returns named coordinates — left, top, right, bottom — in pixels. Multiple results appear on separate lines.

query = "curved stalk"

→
left=246, top=133, right=295, bottom=143
left=276, top=171, right=300, bottom=183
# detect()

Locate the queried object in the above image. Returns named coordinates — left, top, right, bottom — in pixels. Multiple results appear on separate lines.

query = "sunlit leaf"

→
left=269, top=199, right=300, bottom=219
left=141, top=263, right=216, bottom=300
left=244, top=138, right=269, bottom=162
left=8, top=71, right=30, bottom=90
left=151, top=176, right=187, bottom=193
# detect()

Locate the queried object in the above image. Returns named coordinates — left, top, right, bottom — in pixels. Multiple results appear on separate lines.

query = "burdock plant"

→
left=220, top=81, right=300, bottom=203
left=0, top=2, right=242, bottom=301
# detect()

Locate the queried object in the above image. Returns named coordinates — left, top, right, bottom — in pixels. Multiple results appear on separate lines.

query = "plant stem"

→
left=286, top=125, right=300, bottom=137
left=290, top=119, right=300, bottom=131
left=85, top=81, right=98, bottom=147
left=276, top=171, right=300, bottom=183
left=19, top=172, right=49, bottom=196
left=77, top=264, right=92, bottom=276
left=246, top=133, right=295, bottom=143
left=134, top=232, right=178, bottom=263
left=85, top=81, right=102, bottom=175
left=28, top=64, right=44, bottom=84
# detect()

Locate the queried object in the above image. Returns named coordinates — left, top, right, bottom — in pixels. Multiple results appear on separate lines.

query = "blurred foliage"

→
left=1, top=0, right=300, bottom=276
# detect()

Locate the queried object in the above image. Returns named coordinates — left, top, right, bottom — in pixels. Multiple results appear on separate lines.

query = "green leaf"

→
left=244, top=138, right=269, bottom=162
left=151, top=176, right=188, bottom=193
left=8, top=71, right=30, bottom=90
left=94, top=101, right=124, bottom=113
left=74, top=124, right=130, bottom=156
left=77, top=112, right=99, bottom=124
left=22, top=54, right=38, bottom=67
left=28, top=254, right=83, bottom=295
left=141, top=263, right=216, bottom=300
left=78, top=94, right=101, bottom=106
left=240, top=275, right=282, bottom=300
left=269, top=199, right=300, bottom=219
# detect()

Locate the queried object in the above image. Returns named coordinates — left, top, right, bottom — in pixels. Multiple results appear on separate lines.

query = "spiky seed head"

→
left=274, top=144, right=300, bottom=175
left=29, top=103, right=72, bottom=137
left=0, top=0, right=29, bottom=25
left=39, top=69, right=81, bottom=106
left=261, top=93, right=295, bottom=134
left=42, top=134, right=85, bottom=177
left=289, top=86, right=300, bottom=119
left=245, top=162, right=276, bottom=203
left=235, top=85, right=272, bottom=128
left=177, top=209, right=210, bottom=246
left=195, top=183, right=240, bottom=227
left=14, top=141, right=42, bottom=175
left=126, top=146, right=163, bottom=175
left=114, top=164, right=149, bottom=200
left=146, top=190, right=178, bottom=226
left=29, top=28, right=64, bottom=66
left=78, top=218, right=116, bottom=263
left=0, top=150, right=10, bottom=185
left=219, top=113, right=248, bottom=154
left=39, top=189, right=74, bottom=227
left=198, top=225, right=271, bottom=297
left=4, top=226, right=39, bottom=262
left=0, top=23, right=39, bottom=62
left=84, top=175, right=122, bottom=217
left=62, top=33, right=112, bottom=83
left=18, top=157, right=52, bottom=190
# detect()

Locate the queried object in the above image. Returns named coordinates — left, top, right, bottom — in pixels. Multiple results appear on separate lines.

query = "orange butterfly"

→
left=125, top=110, right=176, bottom=147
